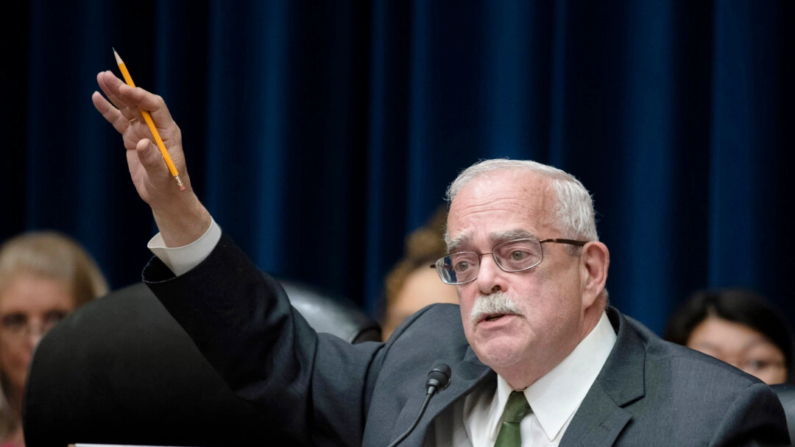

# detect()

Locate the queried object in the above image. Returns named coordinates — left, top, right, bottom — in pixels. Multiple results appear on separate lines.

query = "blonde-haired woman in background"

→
left=0, top=232, right=108, bottom=447
left=381, top=206, right=459, bottom=341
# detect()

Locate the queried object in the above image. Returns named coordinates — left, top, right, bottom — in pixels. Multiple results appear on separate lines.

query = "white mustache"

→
left=469, top=292, right=522, bottom=325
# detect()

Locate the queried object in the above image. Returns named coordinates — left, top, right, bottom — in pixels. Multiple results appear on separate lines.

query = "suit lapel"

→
left=560, top=308, right=646, bottom=447
left=559, top=381, right=632, bottom=447
left=391, top=347, right=494, bottom=446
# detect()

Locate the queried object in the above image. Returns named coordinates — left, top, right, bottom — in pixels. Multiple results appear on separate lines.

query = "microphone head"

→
left=426, top=363, right=452, bottom=392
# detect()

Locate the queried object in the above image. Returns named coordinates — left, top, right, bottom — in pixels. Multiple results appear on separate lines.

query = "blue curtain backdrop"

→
left=2, top=0, right=792, bottom=336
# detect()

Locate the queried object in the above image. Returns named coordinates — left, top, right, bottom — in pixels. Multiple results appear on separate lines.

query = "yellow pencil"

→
left=113, top=48, right=185, bottom=191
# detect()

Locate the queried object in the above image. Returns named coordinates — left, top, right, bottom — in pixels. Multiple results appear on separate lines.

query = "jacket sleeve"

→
left=144, top=233, right=384, bottom=446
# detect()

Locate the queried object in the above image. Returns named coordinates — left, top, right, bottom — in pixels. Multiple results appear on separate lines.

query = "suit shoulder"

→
left=381, top=303, right=466, bottom=357
left=605, top=311, right=787, bottom=445
left=389, top=303, right=463, bottom=338
left=622, top=313, right=765, bottom=389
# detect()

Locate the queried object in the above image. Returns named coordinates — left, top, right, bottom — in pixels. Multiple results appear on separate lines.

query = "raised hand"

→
left=92, top=70, right=211, bottom=246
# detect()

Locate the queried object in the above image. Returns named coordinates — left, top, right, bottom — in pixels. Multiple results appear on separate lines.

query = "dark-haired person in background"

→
left=665, top=288, right=793, bottom=385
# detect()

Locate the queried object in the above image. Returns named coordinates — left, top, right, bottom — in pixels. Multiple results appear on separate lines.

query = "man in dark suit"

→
left=93, top=70, right=789, bottom=446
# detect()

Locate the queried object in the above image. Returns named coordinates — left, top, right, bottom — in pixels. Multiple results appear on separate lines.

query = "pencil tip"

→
left=112, top=46, right=116, bottom=53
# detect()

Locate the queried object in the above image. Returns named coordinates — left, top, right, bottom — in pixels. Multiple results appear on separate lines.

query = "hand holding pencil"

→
left=92, top=53, right=212, bottom=248
left=112, top=49, right=185, bottom=191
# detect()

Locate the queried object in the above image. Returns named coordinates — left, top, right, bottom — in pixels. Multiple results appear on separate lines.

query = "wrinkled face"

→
left=687, top=317, right=787, bottom=385
left=0, top=274, right=75, bottom=394
left=447, top=172, right=587, bottom=371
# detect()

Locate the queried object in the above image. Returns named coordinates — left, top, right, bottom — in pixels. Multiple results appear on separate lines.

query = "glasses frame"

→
left=430, top=238, right=588, bottom=285
left=0, top=311, right=68, bottom=344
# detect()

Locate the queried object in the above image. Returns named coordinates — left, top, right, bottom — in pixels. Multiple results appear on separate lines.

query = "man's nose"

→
left=476, top=255, right=504, bottom=295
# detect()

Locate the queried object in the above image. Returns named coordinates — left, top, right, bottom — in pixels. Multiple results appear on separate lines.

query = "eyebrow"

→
left=447, top=229, right=538, bottom=253
left=446, top=235, right=469, bottom=253
left=489, top=229, right=537, bottom=242
left=739, top=337, right=777, bottom=353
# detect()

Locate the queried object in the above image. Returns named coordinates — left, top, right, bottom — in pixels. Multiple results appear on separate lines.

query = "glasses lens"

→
left=436, top=252, right=479, bottom=285
left=435, top=257, right=456, bottom=284
left=493, top=239, right=542, bottom=272
left=0, top=310, right=68, bottom=343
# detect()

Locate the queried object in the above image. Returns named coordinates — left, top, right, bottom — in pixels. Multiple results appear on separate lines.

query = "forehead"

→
left=447, top=171, right=555, bottom=249
left=0, top=274, right=75, bottom=313
left=691, top=318, right=768, bottom=346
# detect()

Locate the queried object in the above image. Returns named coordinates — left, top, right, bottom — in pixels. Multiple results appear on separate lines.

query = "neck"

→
left=499, top=305, right=605, bottom=390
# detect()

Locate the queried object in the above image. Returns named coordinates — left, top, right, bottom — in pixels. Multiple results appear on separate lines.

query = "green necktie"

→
left=494, top=391, right=531, bottom=447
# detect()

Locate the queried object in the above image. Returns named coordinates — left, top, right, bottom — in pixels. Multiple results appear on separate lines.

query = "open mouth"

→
left=480, top=313, right=517, bottom=324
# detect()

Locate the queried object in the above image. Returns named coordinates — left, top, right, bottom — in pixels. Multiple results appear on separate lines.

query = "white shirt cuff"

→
left=147, top=218, right=222, bottom=276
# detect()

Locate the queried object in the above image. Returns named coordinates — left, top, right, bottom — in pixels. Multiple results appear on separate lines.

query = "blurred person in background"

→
left=0, top=232, right=108, bottom=447
left=381, top=206, right=459, bottom=341
left=665, top=288, right=793, bottom=385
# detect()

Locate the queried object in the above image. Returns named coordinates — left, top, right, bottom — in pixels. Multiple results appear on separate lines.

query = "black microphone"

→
left=426, top=363, right=452, bottom=395
left=386, top=363, right=452, bottom=447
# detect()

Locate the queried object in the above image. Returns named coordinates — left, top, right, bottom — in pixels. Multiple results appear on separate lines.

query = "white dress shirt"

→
left=147, top=219, right=221, bottom=276
left=148, top=221, right=617, bottom=447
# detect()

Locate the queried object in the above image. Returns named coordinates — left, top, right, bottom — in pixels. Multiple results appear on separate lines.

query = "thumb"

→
left=136, top=138, right=170, bottom=179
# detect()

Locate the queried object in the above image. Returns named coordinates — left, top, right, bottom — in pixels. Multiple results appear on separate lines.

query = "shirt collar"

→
left=486, top=311, right=617, bottom=442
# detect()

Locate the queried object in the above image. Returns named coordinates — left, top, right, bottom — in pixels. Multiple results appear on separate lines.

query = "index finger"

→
left=117, top=83, right=176, bottom=128
left=98, top=70, right=175, bottom=128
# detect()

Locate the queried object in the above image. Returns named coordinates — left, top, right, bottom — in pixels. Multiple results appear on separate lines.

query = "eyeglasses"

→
left=0, top=310, right=68, bottom=343
left=431, top=238, right=588, bottom=285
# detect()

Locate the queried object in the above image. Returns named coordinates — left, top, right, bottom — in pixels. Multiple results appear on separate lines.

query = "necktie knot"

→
left=494, top=391, right=531, bottom=447
left=502, top=391, right=530, bottom=423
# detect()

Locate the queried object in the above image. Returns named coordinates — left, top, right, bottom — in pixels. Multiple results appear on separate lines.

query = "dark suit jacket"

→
left=145, top=234, right=789, bottom=446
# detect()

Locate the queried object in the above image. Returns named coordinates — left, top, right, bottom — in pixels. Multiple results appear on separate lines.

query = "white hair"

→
left=445, top=159, right=599, bottom=243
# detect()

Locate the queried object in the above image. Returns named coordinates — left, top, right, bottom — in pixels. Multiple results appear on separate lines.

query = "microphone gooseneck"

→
left=386, top=363, right=452, bottom=447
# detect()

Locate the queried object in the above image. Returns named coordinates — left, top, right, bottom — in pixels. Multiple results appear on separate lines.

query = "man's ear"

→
left=580, top=241, right=609, bottom=308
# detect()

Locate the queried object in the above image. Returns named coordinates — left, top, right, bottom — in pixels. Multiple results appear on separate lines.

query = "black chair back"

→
left=280, top=278, right=381, bottom=344
left=772, top=384, right=795, bottom=446
left=23, top=278, right=380, bottom=447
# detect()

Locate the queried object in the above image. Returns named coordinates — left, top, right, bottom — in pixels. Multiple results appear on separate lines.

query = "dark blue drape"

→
left=2, top=0, right=793, bottom=335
